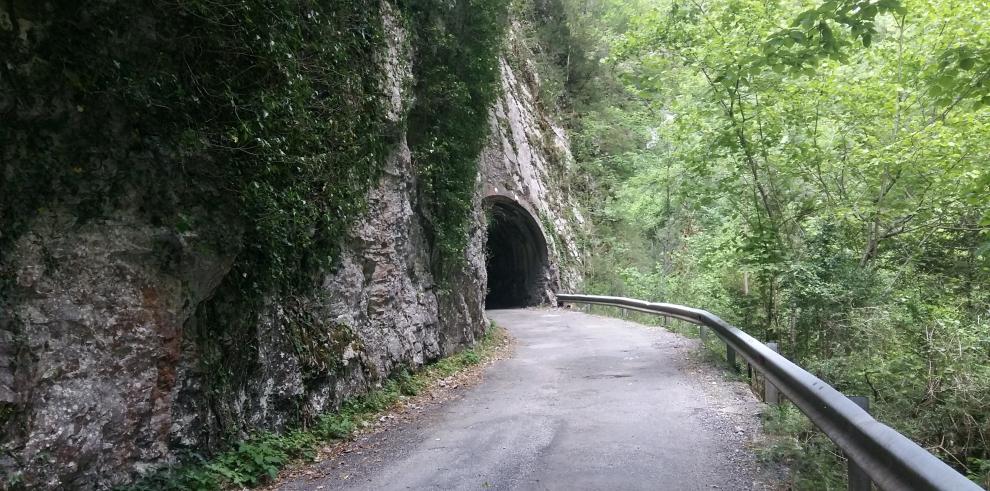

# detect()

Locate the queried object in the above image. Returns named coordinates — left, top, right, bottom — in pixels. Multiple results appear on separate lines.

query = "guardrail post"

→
left=847, top=396, right=872, bottom=491
left=765, top=342, right=781, bottom=405
left=726, top=344, right=738, bottom=372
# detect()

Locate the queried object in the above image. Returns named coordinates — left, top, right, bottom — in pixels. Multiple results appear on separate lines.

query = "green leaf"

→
left=819, top=23, right=835, bottom=51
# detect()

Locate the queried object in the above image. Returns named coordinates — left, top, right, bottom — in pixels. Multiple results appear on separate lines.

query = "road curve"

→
left=277, top=308, right=779, bottom=490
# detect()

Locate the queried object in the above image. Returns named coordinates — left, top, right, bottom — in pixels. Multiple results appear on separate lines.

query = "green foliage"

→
left=761, top=0, right=907, bottom=70
left=0, top=0, right=391, bottom=292
left=122, top=326, right=507, bottom=490
left=550, top=0, right=990, bottom=486
left=403, top=0, right=511, bottom=273
left=122, top=406, right=357, bottom=490
left=0, top=0, right=515, bottom=293
left=283, top=303, right=364, bottom=382
left=759, top=405, right=847, bottom=489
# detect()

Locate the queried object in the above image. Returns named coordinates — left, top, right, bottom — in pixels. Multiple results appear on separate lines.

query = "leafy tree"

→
left=540, top=0, right=990, bottom=486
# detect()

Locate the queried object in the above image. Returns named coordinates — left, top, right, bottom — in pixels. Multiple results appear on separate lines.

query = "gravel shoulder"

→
left=275, top=308, right=786, bottom=490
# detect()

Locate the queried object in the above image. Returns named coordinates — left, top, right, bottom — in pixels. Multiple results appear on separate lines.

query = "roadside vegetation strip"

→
left=123, top=325, right=511, bottom=491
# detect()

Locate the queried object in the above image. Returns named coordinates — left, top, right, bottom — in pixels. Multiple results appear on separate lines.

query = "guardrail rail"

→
left=557, top=293, right=982, bottom=491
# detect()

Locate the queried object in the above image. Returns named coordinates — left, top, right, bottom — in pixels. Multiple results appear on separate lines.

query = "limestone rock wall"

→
left=0, top=211, right=237, bottom=488
left=480, top=53, right=585, bottom=299
left=0, top=4, right=578, bottom=489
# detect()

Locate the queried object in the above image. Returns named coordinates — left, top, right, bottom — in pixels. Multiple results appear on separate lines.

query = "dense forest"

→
left=514, top=0, right=989, bottom=487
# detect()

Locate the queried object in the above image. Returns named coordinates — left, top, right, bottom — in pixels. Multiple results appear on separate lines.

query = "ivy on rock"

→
left=0, top=0, right=512, bottom=481
left=403, top=0, right=511, bottom=275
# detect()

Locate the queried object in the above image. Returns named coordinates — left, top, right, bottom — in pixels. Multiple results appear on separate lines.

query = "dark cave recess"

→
left=484, top=196, right=549, bottom=309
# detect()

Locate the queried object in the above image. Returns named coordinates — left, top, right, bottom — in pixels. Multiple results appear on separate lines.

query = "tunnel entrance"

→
left=484, top=196, right=550, bottom=309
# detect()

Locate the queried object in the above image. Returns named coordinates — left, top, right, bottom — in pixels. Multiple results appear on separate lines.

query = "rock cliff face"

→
left=0, top=4, right=580, bottom=489
left=481, top=54, right=585, bottom=299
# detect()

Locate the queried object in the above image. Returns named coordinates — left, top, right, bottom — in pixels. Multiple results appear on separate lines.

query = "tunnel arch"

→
left=483, top=195, right=550, bottom=309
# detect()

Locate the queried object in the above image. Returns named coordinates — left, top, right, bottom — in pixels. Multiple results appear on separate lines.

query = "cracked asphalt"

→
left=276, top=308, right=782, bottom=491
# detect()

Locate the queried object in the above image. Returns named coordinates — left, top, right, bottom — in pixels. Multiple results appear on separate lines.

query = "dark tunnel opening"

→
left=484, top=196, right=550, bottom=309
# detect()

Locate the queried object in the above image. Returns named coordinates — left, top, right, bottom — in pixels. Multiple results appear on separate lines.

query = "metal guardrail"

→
left=557, top=293, right=983, bottom=491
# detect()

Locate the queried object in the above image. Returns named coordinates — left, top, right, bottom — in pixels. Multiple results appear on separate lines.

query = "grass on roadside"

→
left=757, top=404, right=847, bottom=490
left=123, top=324, right=508, bottom=491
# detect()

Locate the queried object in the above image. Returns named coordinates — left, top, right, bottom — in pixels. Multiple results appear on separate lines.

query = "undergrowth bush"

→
left=758, top=405, right=846, bottom=490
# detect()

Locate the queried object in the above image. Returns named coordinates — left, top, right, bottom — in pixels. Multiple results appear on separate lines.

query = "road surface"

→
left=277, top=308, right=779, bottom=490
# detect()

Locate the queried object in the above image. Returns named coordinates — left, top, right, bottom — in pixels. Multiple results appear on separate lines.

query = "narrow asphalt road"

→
left=278, top=308, right=779, bottom=490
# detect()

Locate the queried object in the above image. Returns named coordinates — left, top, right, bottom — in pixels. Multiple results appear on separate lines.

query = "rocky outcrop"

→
left=480, top=51, right=585, bottom=299
left=0, top=3, right=579, bottom=489
left=0, top=211, right=237, bottom=488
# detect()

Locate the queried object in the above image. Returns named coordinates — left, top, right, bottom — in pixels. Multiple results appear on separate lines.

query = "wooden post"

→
left=765, top=342, right=781, bottom=405
left=847, top=396, right=872, bottom=491
left=726, top=345, right=738, bottom=372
